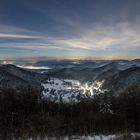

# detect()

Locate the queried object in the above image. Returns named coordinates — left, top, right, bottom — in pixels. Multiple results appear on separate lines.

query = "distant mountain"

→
left=41, top=61, right=140, bottom=102
left=95, top=68, right=120, bottom=80
left=0, top=64, right=47, bottom=91
left=0, top=60, right=140, bottom=103
left=103, top=66, right=140, bottom=95
left=46, top=60, right=140, bottom=81
left=47, top=67, right=97, bottom=81
left=0, top=64, right=47, bottom=83
left=0, top=68, right=29, bottom=90
left=33, top=60, right=110, bottom=69
left=34, top=60, right=76, bottom=68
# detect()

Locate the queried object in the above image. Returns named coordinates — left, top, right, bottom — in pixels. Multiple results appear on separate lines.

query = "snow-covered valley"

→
left=42, top=78, right=105, bottom=103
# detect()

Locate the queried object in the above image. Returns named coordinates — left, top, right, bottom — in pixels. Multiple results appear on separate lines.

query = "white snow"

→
left=41, top=78, right=105, bottom=103
left=17, top=65, right=51, bottom=70
left=15, top=135, right=117, bottom=140
left=13, top=133, right=140, bottom=140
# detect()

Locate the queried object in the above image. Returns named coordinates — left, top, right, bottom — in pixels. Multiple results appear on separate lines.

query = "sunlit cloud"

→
left=0, top=0, right=140, bottom=60
left=41, top=22, right=140, bottom=54
left=60, top=22, right=140, bottom=50
left=0, top=22, right=140, bottom=53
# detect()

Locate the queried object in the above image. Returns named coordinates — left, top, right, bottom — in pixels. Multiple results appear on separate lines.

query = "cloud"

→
left=0, top=22, right=140, bottom=60
left=0, top=0, right=140, bottom=60
left=60, top=22, right=140, bottom=50
left=1, top=22, right=140, bottom=51
left=0, top=33, right=37, bottom=39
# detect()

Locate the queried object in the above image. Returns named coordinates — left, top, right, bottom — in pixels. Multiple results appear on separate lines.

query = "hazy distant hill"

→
left=0, top=60, right=140, bottom=102
left=0, top=68, right=29, bottom=90
left=0, top=64, right=47, bottom=91
left=103, top=66, right=140, bottom=95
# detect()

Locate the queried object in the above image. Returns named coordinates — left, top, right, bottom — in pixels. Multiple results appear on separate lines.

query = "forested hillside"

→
left=0, top=85, right=139, bottom=139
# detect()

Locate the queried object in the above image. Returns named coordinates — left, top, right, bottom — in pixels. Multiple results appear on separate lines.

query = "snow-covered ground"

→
left=16, top=133, right=140, bottom=140
left=27, top=135, right=116, bottom=140
left=42, top=78, right=105, bottom=103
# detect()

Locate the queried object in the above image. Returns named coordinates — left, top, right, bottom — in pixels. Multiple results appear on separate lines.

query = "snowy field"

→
left=42, top=78, right=105, bottom=103
left=13, top=133, right=140, bottom=140
left=27, top=135, right=116, bottom=140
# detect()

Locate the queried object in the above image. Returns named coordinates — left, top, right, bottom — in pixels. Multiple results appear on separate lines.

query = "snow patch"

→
left=41, top=78, right=105, bottom=103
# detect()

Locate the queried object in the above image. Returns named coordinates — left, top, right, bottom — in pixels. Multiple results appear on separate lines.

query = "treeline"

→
left=0, top=86, right=140, bottom=139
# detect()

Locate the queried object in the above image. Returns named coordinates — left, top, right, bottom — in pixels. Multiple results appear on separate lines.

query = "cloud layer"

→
left=0, top=0, right=140, bottom=60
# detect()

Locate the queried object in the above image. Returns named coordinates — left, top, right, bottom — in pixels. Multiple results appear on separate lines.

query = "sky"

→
left=0, top=0, right=140, bottom=60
